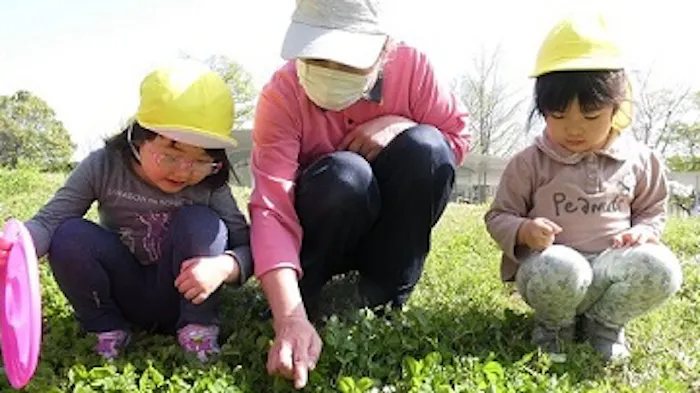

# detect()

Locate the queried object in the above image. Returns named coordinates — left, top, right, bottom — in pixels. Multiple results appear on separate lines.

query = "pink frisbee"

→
left=1, top=219, right=41, bottom=389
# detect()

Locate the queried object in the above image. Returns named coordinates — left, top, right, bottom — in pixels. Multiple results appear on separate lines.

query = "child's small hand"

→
left=518, top=217, right=563, bottom=250
left=174, top=254, right=239, bottom=304
left=612, top=227, right=659, bottom=248
left=0, top=232, right=12, bottom=268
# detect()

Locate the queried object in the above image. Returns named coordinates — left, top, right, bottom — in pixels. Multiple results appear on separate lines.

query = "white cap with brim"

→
left=281, top=22, right=387, bottom=69
left=281, top=0, right=387, bottom=70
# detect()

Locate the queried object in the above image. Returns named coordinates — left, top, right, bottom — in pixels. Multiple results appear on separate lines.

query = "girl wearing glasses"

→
left=4, top=60, right=251, bottom=362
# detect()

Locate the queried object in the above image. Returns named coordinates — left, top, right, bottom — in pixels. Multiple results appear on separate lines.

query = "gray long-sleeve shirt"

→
left=25, top=148, right=253, bottom=284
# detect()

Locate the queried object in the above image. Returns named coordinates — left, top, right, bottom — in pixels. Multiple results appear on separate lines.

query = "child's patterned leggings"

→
left=515, top=243, right=683, bottom=329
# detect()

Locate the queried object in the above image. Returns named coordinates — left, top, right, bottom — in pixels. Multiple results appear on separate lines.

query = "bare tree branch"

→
left=452, top=46, right=527, bottom=202
left=630, top=69, right=692, bottom=153
left=454, top=46, right=526, bottom=158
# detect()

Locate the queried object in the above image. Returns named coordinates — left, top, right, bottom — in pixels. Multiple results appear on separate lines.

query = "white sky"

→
left=1, top=0, right=697, bottom=159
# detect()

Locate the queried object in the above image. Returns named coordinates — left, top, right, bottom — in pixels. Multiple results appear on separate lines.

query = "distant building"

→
left=229, top=129, right=700, bottom=210
left=453, top=154, right=508, bottom=203
left=229, top=129, right=509, bottom=202
left=668, top=172, right=700, bottom=191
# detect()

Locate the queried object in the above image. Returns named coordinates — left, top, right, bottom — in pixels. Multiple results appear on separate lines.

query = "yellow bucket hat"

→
left=532, top=12, right=632, bottom=130
left=136, top=60, right=237, bottom=148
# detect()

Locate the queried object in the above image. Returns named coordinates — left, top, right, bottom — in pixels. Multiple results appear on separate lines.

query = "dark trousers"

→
left=48, top=205, right=228, bottom=333
left=296, top=125, right=455, bottom=310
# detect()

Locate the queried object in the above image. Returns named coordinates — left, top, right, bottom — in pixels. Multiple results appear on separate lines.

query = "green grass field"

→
left=0, top=168, right=698, bottom=393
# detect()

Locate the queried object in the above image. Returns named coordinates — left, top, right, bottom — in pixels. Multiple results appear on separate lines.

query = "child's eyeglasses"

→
left=127, top=123, right=222, bottom=176
left=150, top=151, right=222, bottom=175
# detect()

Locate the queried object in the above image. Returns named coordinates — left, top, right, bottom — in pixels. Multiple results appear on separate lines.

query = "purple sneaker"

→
left=177, top=324, right=221, bottom=362
left=95, top=330, right=131, bottom=360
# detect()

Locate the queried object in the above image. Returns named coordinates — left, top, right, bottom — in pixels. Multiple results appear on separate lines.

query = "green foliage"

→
left=667, top=155, right=700, bottom=172
left=0, top=170, right=699, bottom=392
left=664, top=90, right=700, bottom=166
left=0, top=91, right=75, bottom=171
left=199, top=55, right=258, bottom=131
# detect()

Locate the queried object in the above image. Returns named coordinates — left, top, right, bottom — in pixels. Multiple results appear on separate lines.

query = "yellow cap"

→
left=533, top=12, right=631, bottom=130
left=532, top=13, right=623, bottom=77
left=136, top=60, right=237, bottom=148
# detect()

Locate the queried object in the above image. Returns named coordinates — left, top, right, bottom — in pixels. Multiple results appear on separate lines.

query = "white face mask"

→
left=296, top=60, right=378, bottom=111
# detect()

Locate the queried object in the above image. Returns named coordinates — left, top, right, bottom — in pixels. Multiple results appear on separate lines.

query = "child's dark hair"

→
left=104, top=122, right=232, bottom=189
left=529, top=70, right=627, bottom=127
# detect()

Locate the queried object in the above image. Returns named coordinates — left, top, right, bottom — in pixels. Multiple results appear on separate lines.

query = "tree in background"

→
left=452, top=47, right=526, bottom=202
left=660, top=90, right=700, bottom=216
left=630, top=69, right=693, bottom=155
left=180, top=54, right=258, bottom=131
left=0, top=90, right=75, bottom=171
left=179, top=54, right=259, bottom=185
left=453, top=47, right=526, bottom=157
left=666, top=91, right=700, bottom=172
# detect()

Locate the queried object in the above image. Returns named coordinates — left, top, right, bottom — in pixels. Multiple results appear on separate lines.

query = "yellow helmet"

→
left=136, top=60, right=237, bottom=148
left=532, top=12, right=623, bottom=77
left=532, top=12, right=631, bottom=130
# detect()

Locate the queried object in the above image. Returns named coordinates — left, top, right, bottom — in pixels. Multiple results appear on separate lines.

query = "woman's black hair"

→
left=528, top=70, right=627, bottom=128
left=104, top=121, right=232, bottom=189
